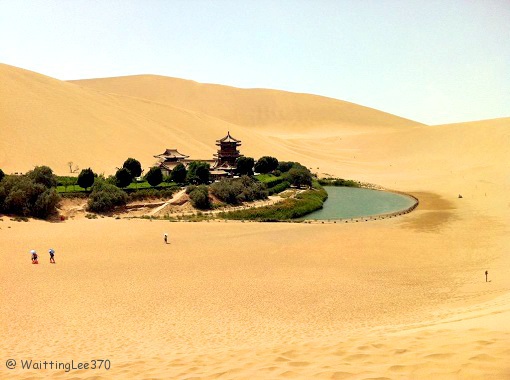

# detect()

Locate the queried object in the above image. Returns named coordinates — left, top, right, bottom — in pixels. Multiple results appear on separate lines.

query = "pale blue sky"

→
left=1, top=0, right=508, bottom=125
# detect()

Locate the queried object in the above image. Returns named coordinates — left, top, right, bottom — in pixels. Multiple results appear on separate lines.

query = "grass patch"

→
left=218, top=187, right=328, bottom=221
left=255, top=174, right=290, bottom=195
left=318, top=177, right=360, bottom=187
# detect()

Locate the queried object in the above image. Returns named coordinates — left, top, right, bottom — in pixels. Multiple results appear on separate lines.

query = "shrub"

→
left=318, top=178, right=359, bottom=187
left=122, top=158, right=142, bottom=178
left=277, top=161, right=296, bottom=173
left=27, top=166, right=57, bottom=188
left=170, top=163, right=187, bottom=184
left=115, top=167, right=132, bottom=188
left=255, top=156, right=278, bottom=174
left=210, top=176, right=267, bottom=205
left=219, top=187, right=327, bottom=221
left=286, top=167, right=313, bottom=188
left=189, top=185, right=210, bottom=209
left=0, top=169, right=4, bottom=182
left=77, top=168, right=95, bottom=190
left=0, top=174, right=60, bottom=218
left=235, top=156, right=254, bottom=176
left=87, top=180, right=128, bottom=213
left=267, top=181, right=290, bottom=195
left=145, top=167, right=163, bottom=187
left=186, top=161, right=210, bottom=184
left=33, top=188, right=60, bottom=218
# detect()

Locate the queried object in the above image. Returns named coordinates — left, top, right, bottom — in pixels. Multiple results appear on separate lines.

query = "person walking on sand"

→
left=49, top=248, right=55, bottom=264
left=31, top=250, right=38, bottom=264
left=164, top=233, right=168, bottom=244
left=485, top=270, right=488, bottom=282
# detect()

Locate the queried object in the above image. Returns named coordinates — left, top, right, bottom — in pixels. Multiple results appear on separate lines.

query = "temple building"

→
left=213, top=131, right=242, bottom=175
left=154, top=132, right=242, bottom=179
left=153, top=149, right=190, bottom=176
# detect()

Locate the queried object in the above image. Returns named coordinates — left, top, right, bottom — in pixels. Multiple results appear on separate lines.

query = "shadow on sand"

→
left=399, top=192, right=457, bottom=233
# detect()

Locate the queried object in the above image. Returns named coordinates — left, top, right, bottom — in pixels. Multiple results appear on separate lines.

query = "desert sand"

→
left=1, top=64, right=509, bottom=379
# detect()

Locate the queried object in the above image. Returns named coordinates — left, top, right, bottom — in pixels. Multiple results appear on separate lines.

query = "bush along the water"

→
left=318, top=177, right=360, bottom=187
left=211, top=176, right=267, bottom=205
left=218, top=186, right=327, bottom=221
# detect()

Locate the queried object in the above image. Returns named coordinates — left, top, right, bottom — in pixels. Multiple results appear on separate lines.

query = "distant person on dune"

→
left=485, top=270, right=488, bottom=282
left=164, top=233, right=168, bottom=244
left=49, top=248, right=55, bottom=263
left=31, top=250, right=38, bottom=264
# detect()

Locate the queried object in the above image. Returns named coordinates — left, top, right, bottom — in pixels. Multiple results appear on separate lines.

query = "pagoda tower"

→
left=214, top=131, right=242, bottom=171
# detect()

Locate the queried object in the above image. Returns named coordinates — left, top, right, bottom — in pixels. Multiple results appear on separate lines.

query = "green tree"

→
left=122, top=158, right=142, bottom=178
left=0, top=174, right=60, bottom=218
left=254, top=156, right=279, bottom=174
left=186, top=161, right=210, bottom=184
left=87, top=180, right=128, bottom=213
left=188, top=185, right=211, bottom=209
left=286, top=167, right=313, bottom=189
left=77, top=168, right=95, bottom=190
left=170, top=163, right=187, bottom=184
left=235, top=156, right=254, bottom=176
left=145, top=167, right=163, bottom=187
left=0, top=168, right=4, bottom=182
left=277, top=161, right=297, bottom=173
left=33, top=188, right=60, bottom=218
left=115, top=168, right=132, bottom=188
left=27, top=166, right=57, bottom=188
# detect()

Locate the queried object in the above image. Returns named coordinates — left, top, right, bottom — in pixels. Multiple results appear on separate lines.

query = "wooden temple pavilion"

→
left=154, top=132, right=243, bottom=179
left=154, top=149, right=190, bottom=176
left=212, top=131, right=243, bottom=175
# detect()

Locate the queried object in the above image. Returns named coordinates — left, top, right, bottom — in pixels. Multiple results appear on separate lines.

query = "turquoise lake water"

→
left=302, top=186, right=416, bottom=220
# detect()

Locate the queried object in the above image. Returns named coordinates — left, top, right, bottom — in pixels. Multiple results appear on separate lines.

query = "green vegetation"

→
left=210, top=176, right=267, bottom=205
left=77, top=168, right=95, bottom=190
left=318, top=177, right=360, bottom=187
left=235, top=156, right=255, bottom=176
left=0, top=167, right=60, bottom=219
left=87, top=180, right=128, bottom=213
left=218, top=187, right=328, bottom=221
left=145, top=167, right=163, bottom=187
left=122, top=158, right=142, bottom=178
left=267, top=181, right=291, bottom=195
left=254, top=156, right=278, bottom=174
left=115, top=167, right=132, bottom=188
left=0, top=169, right=5, bottom=182
left=27, top=165, right=57, bottom=188
left=277, top=161, right=298, bottom=173
left=170, top=163, right=187, bottom=184
left=187, top=184, right=210, bottom=209
left=255, top=173, right=290, bottom=195
left=186, top=161, right=211, bottom=184
left=286, top=166, right=313, bottom=188
left=127, top=187, right=179, bottom=202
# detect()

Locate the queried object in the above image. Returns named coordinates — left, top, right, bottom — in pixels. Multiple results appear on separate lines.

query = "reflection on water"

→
left=302, top=187, right=416, bottom=220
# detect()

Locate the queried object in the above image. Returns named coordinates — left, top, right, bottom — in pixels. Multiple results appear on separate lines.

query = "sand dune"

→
left=0, top=64, right=291, bottom=174
left=1, top=64, right=509, bottom=379
left=70, top=74, right=425, bottom=136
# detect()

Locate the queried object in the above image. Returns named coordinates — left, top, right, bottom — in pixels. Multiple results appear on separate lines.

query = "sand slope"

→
left=0, top=64, right=289, bottom=174
left=1, top=64, right=509, bottom=379
left=70, top=75, right=425, bottom=136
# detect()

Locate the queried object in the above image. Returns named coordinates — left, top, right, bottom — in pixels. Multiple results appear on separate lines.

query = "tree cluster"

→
left=210, top=176, right=267, bottom=205
left=87, top=179, right=128, bottom=213
left=0, top=166, right=60, bottom=219
left=186, top=184, right=210, bottom=209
